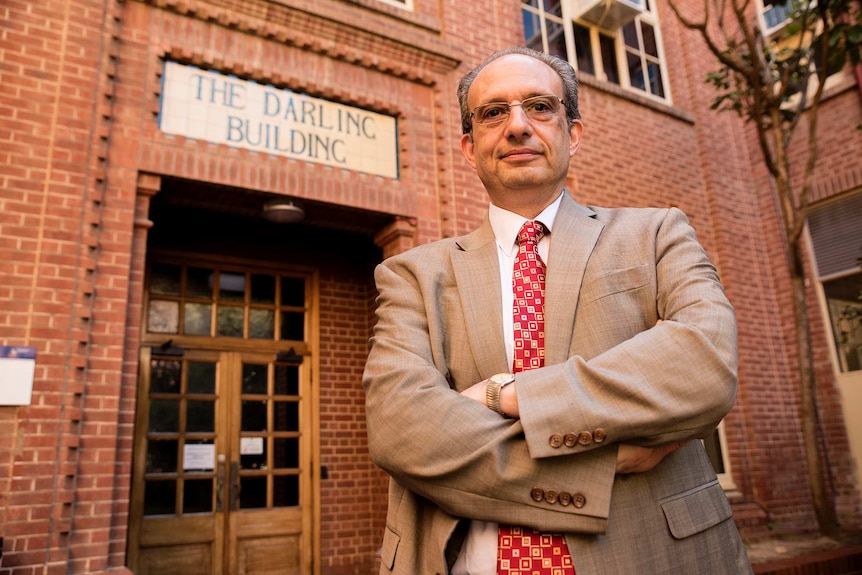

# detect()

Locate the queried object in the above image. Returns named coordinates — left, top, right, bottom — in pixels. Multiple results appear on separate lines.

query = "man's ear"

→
left=569, top=119, right=584, bottom=157
left=460, top=132, right=477, bottom=169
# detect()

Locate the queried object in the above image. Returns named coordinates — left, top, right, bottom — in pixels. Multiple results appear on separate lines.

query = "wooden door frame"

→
left=128, top=253, right=321, bottom=575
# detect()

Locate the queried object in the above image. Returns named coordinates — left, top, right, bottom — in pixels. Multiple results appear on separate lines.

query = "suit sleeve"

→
left=516, top=207, right=738, bottom=459
left=363, top=249, right=617, bottom=533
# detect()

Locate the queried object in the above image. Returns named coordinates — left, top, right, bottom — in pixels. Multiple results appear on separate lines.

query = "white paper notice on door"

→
left=240, top=437, right=264, bottom=455
left=183, top=443, right=215, bottom=471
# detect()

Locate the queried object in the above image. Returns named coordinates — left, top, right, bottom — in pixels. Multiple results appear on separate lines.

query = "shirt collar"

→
left=488, top=192, right=564, bottom=256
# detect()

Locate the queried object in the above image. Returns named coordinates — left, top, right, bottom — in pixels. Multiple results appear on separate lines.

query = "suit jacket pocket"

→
left=579, top=264, right=652, bottom=306
left=660, top=480, right=733, bottom=539
left=380, top=524, right=400, bottom=570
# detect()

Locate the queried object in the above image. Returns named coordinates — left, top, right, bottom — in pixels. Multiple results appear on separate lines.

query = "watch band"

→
left=486, top=373, right=514, bottom=417
left=486, top=380, right=505, bottom=416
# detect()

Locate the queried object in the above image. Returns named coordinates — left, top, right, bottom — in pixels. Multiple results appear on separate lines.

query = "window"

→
left=808, top=192, right=862, bottom=374
left=758, top=0, right=847, bottom=97
left=523, top=0, right=568, bottom=59
left=704, top=422, right=737, bottom=491
left=762, top=0, right=794, bottom=32
left=377, top=0, right=413, bottom=9
left=522, top=0, right=670, bottom=102
left=621, top=17, right=665, bottom=97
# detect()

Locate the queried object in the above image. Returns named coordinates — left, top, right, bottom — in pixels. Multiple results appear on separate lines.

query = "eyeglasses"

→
left=470, top=95, right=565, bottom=127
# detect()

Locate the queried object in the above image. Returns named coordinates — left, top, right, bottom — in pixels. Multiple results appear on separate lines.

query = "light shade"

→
left=262, top=199, right=305, bottom=224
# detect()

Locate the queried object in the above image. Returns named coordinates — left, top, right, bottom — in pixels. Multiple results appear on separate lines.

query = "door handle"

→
left=229, top=461, right=240, bottom=511
left=216, top=460, right=225, bottom=512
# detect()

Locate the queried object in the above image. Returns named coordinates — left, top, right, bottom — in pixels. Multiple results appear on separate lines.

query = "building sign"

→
left=159, top=61, right=399, bottom=179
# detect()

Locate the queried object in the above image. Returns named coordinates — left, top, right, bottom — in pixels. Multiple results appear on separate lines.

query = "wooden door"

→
left=225, top=351, right=312, bottom=575
left=129, top=260, right=315, bottom=575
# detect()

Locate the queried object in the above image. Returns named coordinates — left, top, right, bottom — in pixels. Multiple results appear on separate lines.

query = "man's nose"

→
left=504, top=104, right=532, bottom=136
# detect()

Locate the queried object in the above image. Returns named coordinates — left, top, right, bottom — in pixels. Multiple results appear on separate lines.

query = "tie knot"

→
left=518, top=221, right=545, bottom=245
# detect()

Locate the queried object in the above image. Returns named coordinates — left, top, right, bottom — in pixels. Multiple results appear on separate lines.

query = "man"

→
left=363, top=46, right=752, bottom=574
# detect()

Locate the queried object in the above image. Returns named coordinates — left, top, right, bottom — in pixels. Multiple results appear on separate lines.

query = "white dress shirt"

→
left=451, top=192, right=562, bottom=575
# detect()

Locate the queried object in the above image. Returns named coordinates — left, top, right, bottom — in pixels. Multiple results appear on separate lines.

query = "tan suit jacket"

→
left=363, top=192, right=752, bottom=574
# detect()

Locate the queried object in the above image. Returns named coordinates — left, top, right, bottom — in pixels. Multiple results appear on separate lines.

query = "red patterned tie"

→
left=498, top=221, right=575, bottom=575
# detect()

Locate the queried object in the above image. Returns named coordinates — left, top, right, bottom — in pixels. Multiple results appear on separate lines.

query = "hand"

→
left=615, top=441, right=688, bottom=474
left=460, top=379, right=488, bottom=405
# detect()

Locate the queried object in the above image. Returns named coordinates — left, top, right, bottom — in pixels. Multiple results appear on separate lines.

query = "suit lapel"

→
left=544, top=194, right=603, bottom=365
left=452, top=222, right=510, bottom=377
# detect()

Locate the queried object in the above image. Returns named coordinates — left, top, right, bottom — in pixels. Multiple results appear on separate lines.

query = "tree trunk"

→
left=789, top=239, right=840, bottom=534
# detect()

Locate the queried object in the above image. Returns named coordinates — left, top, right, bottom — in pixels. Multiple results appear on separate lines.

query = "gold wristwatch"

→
left=486, top=373, right=515, bottom=417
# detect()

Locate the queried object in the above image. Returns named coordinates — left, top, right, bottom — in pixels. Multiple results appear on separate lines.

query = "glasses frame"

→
left=469, top=95, right=565, bottom=129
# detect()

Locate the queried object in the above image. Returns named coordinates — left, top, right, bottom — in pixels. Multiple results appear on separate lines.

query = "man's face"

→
left=460, top=54, right=583, bottom=211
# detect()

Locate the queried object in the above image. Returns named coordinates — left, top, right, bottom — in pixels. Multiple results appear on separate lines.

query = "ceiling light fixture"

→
left=262, top=198, right=305, bottom=224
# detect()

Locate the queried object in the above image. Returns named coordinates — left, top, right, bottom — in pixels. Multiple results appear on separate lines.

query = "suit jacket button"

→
left=572, top=493, right=586, bottom=508
left=531, top=488, right=545, bottom=502
left=563, top=433, right=577, bottom=448
left=578, top=431, right=593, bottom=445
left=593, top=428, right=607, bottom=443
left=549, top=434, right=564, bottom=448
left=558, top=492, right=572, bottom=506
left=545, top=490, right=558, bottom=504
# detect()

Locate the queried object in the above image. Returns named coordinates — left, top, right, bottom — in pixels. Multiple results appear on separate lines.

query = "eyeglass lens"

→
left=472, top=95, right=562, bottom=125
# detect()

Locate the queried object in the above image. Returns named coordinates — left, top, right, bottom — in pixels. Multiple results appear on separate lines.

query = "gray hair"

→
left=457, top=46, right=581, bottom=135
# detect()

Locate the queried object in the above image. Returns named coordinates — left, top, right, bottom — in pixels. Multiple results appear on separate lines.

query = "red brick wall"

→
left=1, top=0, right=861, bottom=572
left=0, top=0, right=125, bottom=571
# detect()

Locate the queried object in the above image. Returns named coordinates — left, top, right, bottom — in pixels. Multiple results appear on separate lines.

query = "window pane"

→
left=281, top=311, right=305, bottom=341
left=150, top=359, right=182, bottom=394
left=150, top=264, right=181, bottom=295
left=273, top=401, right=299, bottom=432
left=523, top=9, right=543, bottom=52
left=240, top=476, right=267, bottom=509
left=281, top=277, right=305, bottom=307
left=573, top=23, right=594, bottom=75
left=627, top=51, right=646, bottom=91
left=547, top=18, right=567, bottom=60
left=183, top=479, right=213, bottom=514
left=275, top=364, right=299, bottom=396
left=273, top=475, right=299, bottom=508
left=187, top=362, right=216, bottom=394
left=600, top=34, right=619, bottom=84
left=543, top=0, right=562, bottom=16
left=825, top=274, right=862, bottom=373
left=622, top=21, right=639, bottom=49
left=242, top=363, right=268, bottom=394
left=187, top=400, right=215, bottom=433
left=641, top=22, right=658, bottom=57
left=146, top=439, right=178, bottom=473
left=144, top=480, right=176, bottom=516
left=217, top=306, right=244, bottom=337
left=184, top=302, right=212, bottom=336
left=148, top=300, right=179, bottom=334
left=242, top=400, right=268, bottom=432
left=241, top=438, right=267, bottom=470
left=149, top=399, right=180, bottom=432
left=219, top=272, right=246, bottom=302
left=647, top=61, right=665, bottom=97
left=274, top=438, right=299, bottom=469
left=251, top=274, right=276, bottom=304
left=250, top=309, right=275, bottom=339
left=186, top=267, right=212, bottom=299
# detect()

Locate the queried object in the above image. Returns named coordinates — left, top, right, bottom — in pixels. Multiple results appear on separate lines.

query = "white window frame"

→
left=522, top=0, right=568, bottom=57
left=376, top=0, right=413, bottom=10
left=704, top=421, right=737, bottom=491
left=521, top=0, right=671, bottom=104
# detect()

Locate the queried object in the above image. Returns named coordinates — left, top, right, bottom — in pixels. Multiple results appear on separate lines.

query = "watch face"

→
left=491, top=373, right=515, bottom=385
